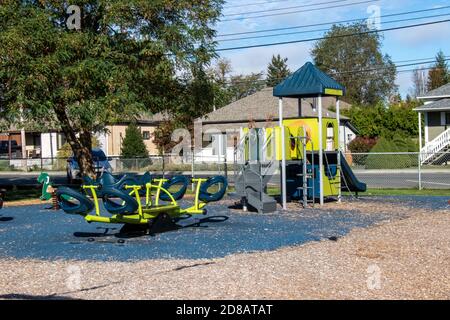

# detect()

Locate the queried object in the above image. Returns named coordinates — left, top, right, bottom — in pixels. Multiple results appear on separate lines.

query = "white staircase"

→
left=421, top=128, right=450, bottom=165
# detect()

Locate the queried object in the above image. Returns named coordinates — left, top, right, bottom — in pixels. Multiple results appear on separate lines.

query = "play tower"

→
left=234, top=62, right=366, bottom=213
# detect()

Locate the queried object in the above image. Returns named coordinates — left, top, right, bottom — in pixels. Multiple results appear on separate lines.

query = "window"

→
left=212, top=134, right=226, bottom=157
left=446, top=112, right=450, bottom=126
left=326, top=123, right=335, bottom=151
left=142, top=131, right=151, bottom=140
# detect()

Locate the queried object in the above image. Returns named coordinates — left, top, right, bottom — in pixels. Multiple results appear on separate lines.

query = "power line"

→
left=215, top=57, right=449, bottom=86
left=332, top=58, right=450, bottom=75
left=220, top=0, right=379, bottom=22
left=223, top=0, right=352, bottom=17
left=216, top=19, right=450, bottom=51
left=217, top=5, right=450, bottom=37
left=218, top=12, right=450, bottom=42
left=223, top=0, right=301, bottom=10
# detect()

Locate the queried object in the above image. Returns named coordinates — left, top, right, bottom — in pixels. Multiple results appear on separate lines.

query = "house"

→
left=194, top=87, right=358, bottom=162
left=0, top=113, right=166, bottom=160
left=415, top=83, right=450, bottom=164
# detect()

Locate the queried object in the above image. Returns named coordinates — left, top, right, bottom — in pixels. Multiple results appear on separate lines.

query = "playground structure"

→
left=234, top=62, right=366, bottom=213
left=55, top=172, right=228, bottom=234
left=37, top=172, right=54, bottom=201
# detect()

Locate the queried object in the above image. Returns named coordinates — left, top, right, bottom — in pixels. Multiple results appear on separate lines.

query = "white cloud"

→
left=387, top=20, right=450, bottom=47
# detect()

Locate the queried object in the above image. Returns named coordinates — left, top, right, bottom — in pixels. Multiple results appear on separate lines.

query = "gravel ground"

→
left=0, top=197, right=449, bottom=300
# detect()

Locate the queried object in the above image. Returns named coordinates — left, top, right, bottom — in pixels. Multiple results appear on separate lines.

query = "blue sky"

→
left=214, top=0, right=450, bottom=97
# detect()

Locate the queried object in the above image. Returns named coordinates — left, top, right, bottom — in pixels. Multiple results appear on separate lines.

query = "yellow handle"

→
left=82, top=185, right=100, bottom=216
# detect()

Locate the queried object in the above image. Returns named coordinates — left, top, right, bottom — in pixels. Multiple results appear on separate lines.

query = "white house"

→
left=415, top=83, right=450, bottom=164
left=194, top=87, right=358, bottom=163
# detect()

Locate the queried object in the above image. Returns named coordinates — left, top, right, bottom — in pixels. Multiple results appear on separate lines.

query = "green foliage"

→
left=427, top=50, right=449, bottom=91
left=228, top=72, right=266, bottom=101
left=121, top=123, right=149, bottom=158
left=343, top=99, right=421, bottom=139
left=57, top=136, right=100, bottom=158
left=312, top=22, right=397, bottom=105
left=266, top=54, right=291, bottom=87
left=0, top=1, right=223, bottom=176
left=365, top=136, right=418, bottom=169
left=153, top=119, right=182, bottom=155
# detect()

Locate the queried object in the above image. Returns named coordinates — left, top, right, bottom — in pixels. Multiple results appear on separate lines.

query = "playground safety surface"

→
left=0, top=196, right=448, bottom=261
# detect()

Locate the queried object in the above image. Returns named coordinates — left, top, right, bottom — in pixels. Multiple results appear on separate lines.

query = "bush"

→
left=121, top=123, right=149, bottom=158
left=348, top=136, right=378, bottom=165
left=342, top=100, right=421, bottom=139
left=121, top=123, right=150, bottom=169
left=365, top=136, right=417, bottom=169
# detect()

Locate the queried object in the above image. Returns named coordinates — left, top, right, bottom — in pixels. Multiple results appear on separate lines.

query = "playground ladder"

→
left=295, top=137, right=315, bottom=208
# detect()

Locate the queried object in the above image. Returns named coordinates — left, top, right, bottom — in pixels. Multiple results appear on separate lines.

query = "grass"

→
left=2, top=185, right=449, bottom=204
left=2, top=188, right=42, bottom=202
left=351, top=188, right=450, bottom=197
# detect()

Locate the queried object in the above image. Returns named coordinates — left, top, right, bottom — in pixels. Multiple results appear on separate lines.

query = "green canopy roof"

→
left=273, top=62, right=345, bottom=98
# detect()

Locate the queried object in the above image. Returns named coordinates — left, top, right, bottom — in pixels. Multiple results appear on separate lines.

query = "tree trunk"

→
left=54, top=107, right=96, bottom=178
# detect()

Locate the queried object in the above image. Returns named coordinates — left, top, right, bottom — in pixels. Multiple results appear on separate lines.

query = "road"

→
left=0, top=169, right=449, bottom=189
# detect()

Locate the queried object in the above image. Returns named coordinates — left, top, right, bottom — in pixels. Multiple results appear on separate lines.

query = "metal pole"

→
left=418, top=112, right=423, bottom=190
left=279, top=98, right=287, bottom=210
left=336, top=97, right=342, bottom=203
left=8, top=134, right=11, bottom=160
left=318, top=95, right=324, bottom=206
left=49, top=132, right=54, bottom=165
left=191, top=148, right=195, bottom=191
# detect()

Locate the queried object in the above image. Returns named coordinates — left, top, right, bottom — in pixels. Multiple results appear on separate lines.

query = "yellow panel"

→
left=274, top=126, right=292, bottom=161
left=265, top=127, right=275, bottom=160
left=324, top=88, right=343, bottom=96
left=282, top=118, right=339, bottom=152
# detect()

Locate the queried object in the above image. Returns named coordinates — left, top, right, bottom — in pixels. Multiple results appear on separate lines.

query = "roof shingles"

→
left=198, top=87, right=350, bottom=123
left=421, top=83, right=450, bottom=98
left=415, top=98, right=450, bottom=111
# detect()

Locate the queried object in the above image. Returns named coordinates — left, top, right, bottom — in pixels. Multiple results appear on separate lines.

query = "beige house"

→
left=105, top=112, right=168, bottom=156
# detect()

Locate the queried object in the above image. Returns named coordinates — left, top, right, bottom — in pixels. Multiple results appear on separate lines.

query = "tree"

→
left=153, top=119, right=181, bottom=155
left=121, top=123, right=149, bottom=158
left=208, top=58, right=234, bottom=110
left=213, top=58, right=232, bottom=85
left=411, top=67, right=428, bottom=97
left=0, top=1, right=223, bottom=177
left=311, top=23, right=397, bottom=105
left=57, top=136, right=101, bottom=158
left=427, top=50, right=449, bottom=91
left=229, top=72, right=265, bottom=100
left=266, top=54, right=291, bottom=87
left=343, top=99, right=420, bottom=139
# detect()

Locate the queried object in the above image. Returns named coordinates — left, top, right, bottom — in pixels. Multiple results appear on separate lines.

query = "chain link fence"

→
left=0, top=153, right=229, bottom=178
left=0, top=152, right=449, bottom=190
left=344, top=152, right=450, bottom=190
